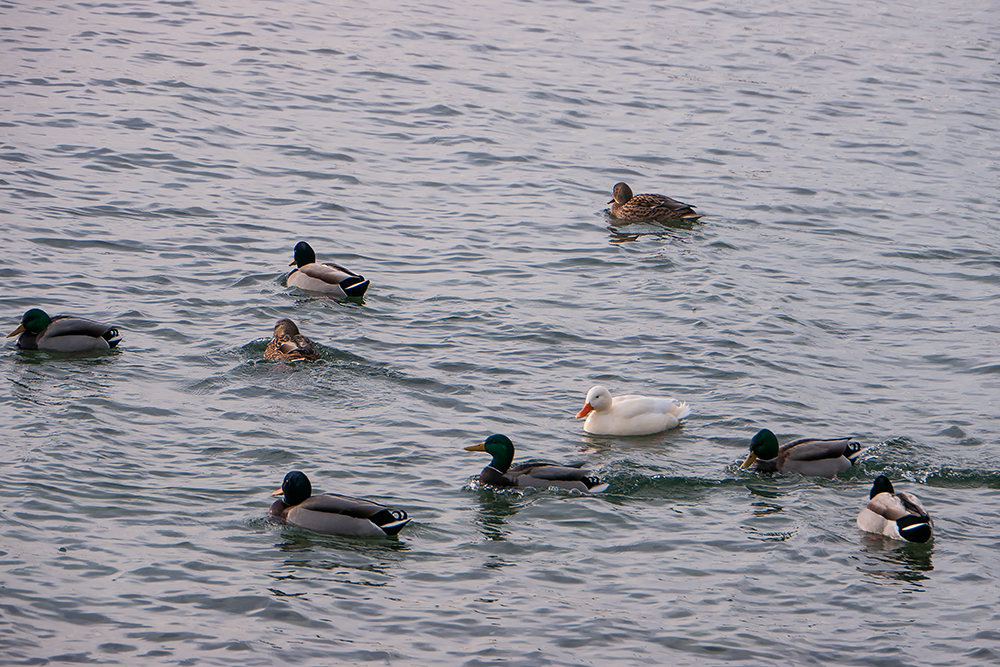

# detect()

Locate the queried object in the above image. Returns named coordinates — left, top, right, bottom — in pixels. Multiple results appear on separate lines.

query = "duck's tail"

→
left=371, top=508, right=410, bottom=536
left=104, top=328, right=123, bottom=348
left=341, top=276, right=370, bottom=298
left=670, top=400, right=692, bottom=421
left=896, top=514, right=932, bottom=543
left=845, top=441, right=875, bottom=465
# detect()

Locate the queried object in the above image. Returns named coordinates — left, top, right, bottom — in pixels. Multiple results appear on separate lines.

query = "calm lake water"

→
left=2, top=0, right=999, bottom=664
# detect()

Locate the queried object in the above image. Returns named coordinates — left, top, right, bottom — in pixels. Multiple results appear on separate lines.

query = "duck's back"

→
left=776, top=437, right=856, bottom=477
left=288, top=262, right=369, bottom=296
left=272, top=493, right=406, bottom=536
left=480, top=461, right=600, bottom=492
left=613, top=193, right=700, bottom=221
left=34, top=317, right=119, bottom=352
left=265, top=334, right=320, bottom=361
left=857, top=490, right=928, bottom=540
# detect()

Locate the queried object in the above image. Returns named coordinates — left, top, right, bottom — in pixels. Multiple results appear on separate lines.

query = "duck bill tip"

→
left=464, top=442, right=487, bottom=452
left=740, top=453, right=757, bottom=469
left=270, top=488, right=285, bottom=497
left=575, top=403, right=593, bottom=419
left=7, top=324, right=25, bottom=338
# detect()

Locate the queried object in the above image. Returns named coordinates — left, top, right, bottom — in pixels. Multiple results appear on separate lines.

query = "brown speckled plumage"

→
left=264, top=318, right=320, bottom=362
left=608, top=182, right=702, bottom=222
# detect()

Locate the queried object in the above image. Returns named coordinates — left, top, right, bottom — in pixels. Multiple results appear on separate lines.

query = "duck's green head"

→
left=464, top=434, right=515, bottom=473
left=7, top=308, right=52, bottom=338
left=290, top=241, right=317, bottom=268
left=273, top=470, right=312, bottom=506
left=870, top=475, right=894, bottom=498
left=741, top=429, right=780, bottom=469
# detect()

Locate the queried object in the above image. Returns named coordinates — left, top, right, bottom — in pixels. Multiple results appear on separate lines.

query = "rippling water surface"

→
left=2, top=0, right=999, bottom=664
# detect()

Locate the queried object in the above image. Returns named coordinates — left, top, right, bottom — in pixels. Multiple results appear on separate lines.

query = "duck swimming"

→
left=286, top=241, right=370, bottom=298
left=465, top=434, right=607, bottom=492
left=740, top=428, right=868, bottom=478
left=608, top=182, right=702, bottom=222
left=7, top=308, right=122, bottom=352
left=575, top=385, right=690, bottom=436
left=264, top=318, right=321, bottom=361
left=269, top=471, right=410, bottom=537
left=857, top=475, right=932, bottom=543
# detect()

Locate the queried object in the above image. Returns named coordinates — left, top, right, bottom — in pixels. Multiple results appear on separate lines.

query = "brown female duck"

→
left=608, top=182, right=702, bottom=222
left=264, top=318, right=320, bottom=361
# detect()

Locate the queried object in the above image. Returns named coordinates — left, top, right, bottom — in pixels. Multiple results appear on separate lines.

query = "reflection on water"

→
left=472, top=489, right=526, bottom=542
left=273, top=527, right=411, bottom=557
left=858, top=536, right=934, bottom=587
left=605, top=215, right=703, bottom=244
left=265, top=529, right=411, bottom=596
left=745, top=483, right=785, bottom=500
left=751, top=500, right=784, bottom=517
left=742, top=499, right=796, bottom=542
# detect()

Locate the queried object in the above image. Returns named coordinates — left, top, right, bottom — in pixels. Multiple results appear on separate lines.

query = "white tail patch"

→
left=670, top=401, right=692, bottom=421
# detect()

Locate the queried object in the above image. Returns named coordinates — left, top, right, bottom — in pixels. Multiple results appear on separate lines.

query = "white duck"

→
left=575, top=385, right=691, bottom=436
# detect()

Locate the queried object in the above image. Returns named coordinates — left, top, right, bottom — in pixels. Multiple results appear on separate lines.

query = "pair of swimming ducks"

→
left=269, top=431, right=931, bottom=544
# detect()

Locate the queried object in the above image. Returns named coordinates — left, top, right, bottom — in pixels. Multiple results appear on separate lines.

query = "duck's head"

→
left=7, top=308, right=52, bottom=338
left=870, top=475, right=895, bottom=498
left=741, top=429, right=780, bottom=469
left=610, top=182, right=633, bottom=204
left=273, top=318, right=302, bottom=338
left=290, top=241, right=317, bottom=268
left=576, top=385, right=612, bottom=418
left=465, top=434, right=515, bottom=473
left=272, top=470, right=312, bottom=506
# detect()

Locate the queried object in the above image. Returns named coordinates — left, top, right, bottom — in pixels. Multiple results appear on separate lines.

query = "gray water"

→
left=2, top=0, right=1000, bottom=664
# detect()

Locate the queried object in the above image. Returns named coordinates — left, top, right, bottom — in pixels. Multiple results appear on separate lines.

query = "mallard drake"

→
left=575, top=385, right=690, bottom=436
left=286, top=241, right=370, bottom=298
left=264, top=318, right=320, bottom=361
left=269, top=471, right=410, bottom=537
left=857, top=475, right=932, bottom=543
left=740, top=428, right=867, bottom=477
left=464, top=434, right=608, bottom=492
left=7, top=308, right=122, bottom=352
left=608, top=182, right=702, bottom=222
